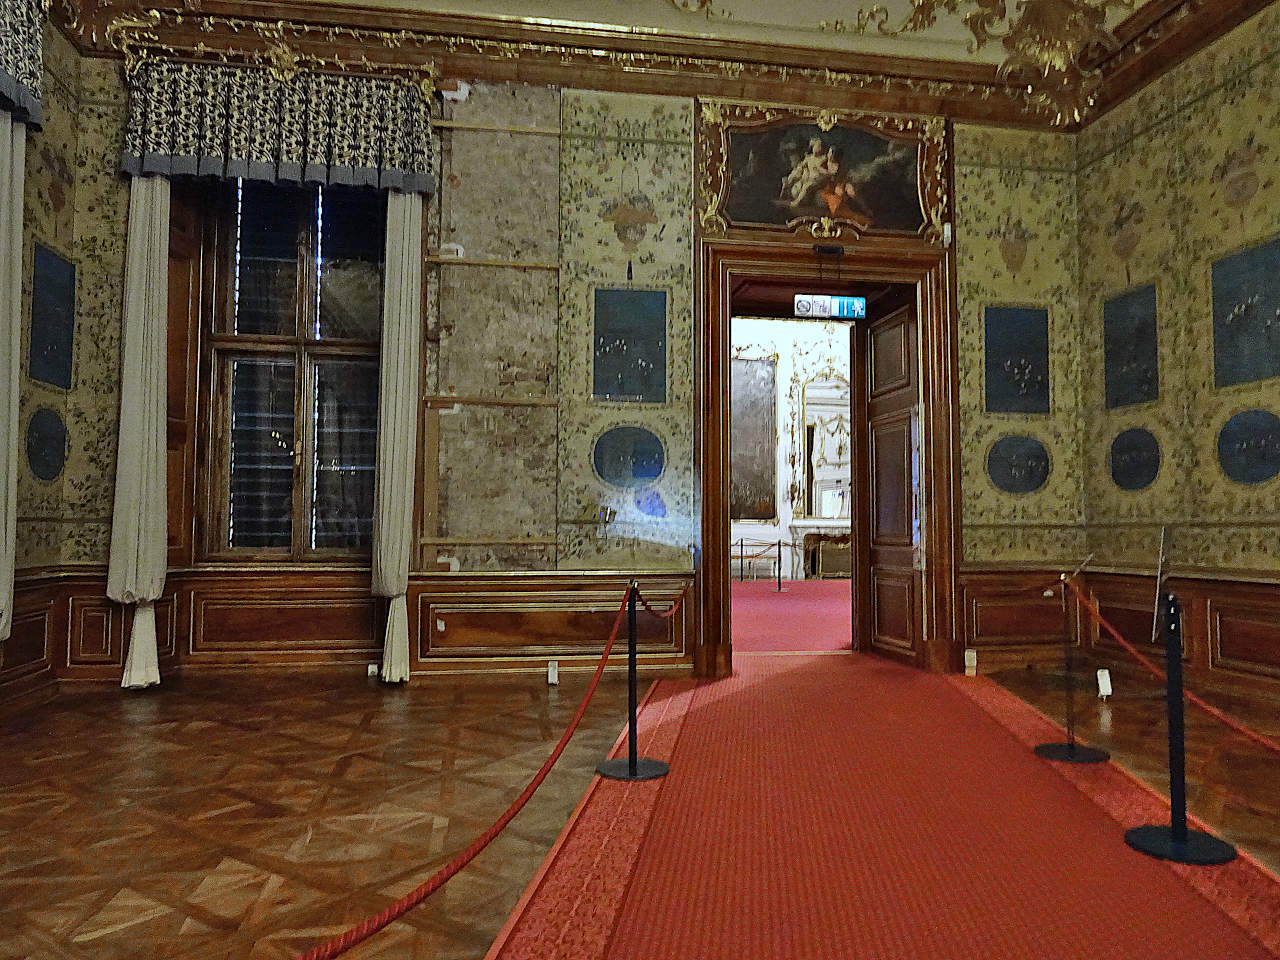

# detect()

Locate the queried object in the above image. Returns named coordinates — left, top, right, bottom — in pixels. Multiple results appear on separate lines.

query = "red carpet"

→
left=731, top=579, right=851, bottom=652
left=491, top=655, right=1279, bottom=960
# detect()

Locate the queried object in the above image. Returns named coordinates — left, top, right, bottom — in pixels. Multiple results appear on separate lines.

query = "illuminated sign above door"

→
left=793, top=294, right=866, bottom=319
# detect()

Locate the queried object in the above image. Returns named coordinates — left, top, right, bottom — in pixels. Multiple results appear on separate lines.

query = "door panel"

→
left=864, top=304, right=922, bottom=664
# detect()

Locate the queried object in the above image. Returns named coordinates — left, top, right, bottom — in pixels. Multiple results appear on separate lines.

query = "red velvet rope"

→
left=1062, top=576, right=1280, bottom=758
left=634, top=585, right=690, bottom=622
left=294, top=587, right=635, bottom=960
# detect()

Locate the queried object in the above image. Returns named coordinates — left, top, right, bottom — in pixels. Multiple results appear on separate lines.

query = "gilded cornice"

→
left=61, top=0, right=1277, bottom=129
left=101, top=4, right=1040, bottom=121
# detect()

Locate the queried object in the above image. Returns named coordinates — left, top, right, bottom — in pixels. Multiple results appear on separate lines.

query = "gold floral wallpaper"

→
left=424, top=86, right=694, bottom=573
left=953, top=124, right=1086, bottom=567
left=1077, top=2, right=1280, bottom=576
left=17, top=31, right=128, bottom=569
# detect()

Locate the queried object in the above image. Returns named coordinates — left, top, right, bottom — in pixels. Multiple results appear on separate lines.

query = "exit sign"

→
left=793, top=294, right=866, bottom=319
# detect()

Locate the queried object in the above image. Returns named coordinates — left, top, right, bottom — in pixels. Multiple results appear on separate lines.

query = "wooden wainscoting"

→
left=2, top=566, right=696, bottom=704
left=408, top=573, right=695, bottom=675
left=1083, top=573, right=1280, bottom=692
left=959, top=570, right=1076, bottom=672
left=169, top=568, right=695, bottom=676
left=960, top=567, right=1280, bottom=695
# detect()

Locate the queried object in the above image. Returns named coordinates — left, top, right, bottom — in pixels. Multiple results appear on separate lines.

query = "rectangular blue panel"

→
left=28, top=244, right=76, bottom=390
left=593, top=288, right=667, bottom=403
left=832, top=296, right=866, bottom=318
left=1103, top=284, right=1159, bottom=409
left=1212, top=236, right=1280, bottom=389
left=984, top=306, right=1049, bottom=414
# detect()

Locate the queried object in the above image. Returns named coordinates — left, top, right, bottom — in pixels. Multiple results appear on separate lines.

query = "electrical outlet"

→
left=367, top=663, right=378, bottom=677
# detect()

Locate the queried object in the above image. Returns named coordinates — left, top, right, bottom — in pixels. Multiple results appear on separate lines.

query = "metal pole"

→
left=738, top=538, right=745, bottom=581
left=1165, top=592, right=1187, bottom=842
left=776, top=540, right=782, bottom=592
left=1033, top=573, right=1108, bottom=764
left=627, top=586, right=638, bottom=778
left=596, top=583, right=670, bottom=782
left=1124, top=591, right=1235, bottom=863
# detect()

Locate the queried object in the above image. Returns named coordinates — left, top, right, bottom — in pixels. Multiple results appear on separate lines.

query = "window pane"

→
left=229, top=357, right=295, bottom=549
left=316, top=187, right=386, bottom=341
left=311, top=359, right=379, bottom=550
left=232, top=180, right=305, bottom=336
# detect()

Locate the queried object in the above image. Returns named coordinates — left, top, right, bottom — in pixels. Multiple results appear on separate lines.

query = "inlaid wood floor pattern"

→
left=991, top=665, right=1280, bottom=877
left=0, top=671, right=635, bottom=960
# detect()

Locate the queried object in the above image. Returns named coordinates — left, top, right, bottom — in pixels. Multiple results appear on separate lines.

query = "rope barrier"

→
left=294, top=588, right=635, bottom=960
left=634, top=585, right=690, bottom=622
left=1061, top=576, right=1280, bottom=759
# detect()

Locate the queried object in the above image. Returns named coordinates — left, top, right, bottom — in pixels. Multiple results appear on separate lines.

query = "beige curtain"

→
left=0, top=111, right=23, bottom=645
left=108, top=175, right=169, bottom=689
left=372, top=191, right=422, bottom=683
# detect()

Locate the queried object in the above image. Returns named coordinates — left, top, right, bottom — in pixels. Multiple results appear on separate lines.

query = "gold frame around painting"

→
left=696, top=99, right=949, bottom=244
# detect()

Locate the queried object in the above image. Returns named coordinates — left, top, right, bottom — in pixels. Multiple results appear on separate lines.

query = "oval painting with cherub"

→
left=724, top=123, right=924, bottom=232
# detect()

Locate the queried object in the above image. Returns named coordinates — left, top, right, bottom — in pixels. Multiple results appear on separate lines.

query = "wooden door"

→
left=861, top=304, right=922, bottom=664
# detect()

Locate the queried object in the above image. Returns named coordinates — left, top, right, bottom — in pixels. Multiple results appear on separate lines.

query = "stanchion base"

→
left=1124, top=825, right=1237, bottom=865
left=1033, top=742, right=1110, bottom=764
left=596, top=757, right=669, bottom=781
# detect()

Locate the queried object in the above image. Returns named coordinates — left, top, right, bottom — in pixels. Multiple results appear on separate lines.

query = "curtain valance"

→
left=0, top=0, right=44, bottom=126
left=122, top=59, right=434, bottom=194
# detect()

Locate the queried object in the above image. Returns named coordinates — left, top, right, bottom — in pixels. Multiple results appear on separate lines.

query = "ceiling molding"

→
left=51, top=0, right=1280, bottom=130
left=1089, top=0, right=1278, bottom=120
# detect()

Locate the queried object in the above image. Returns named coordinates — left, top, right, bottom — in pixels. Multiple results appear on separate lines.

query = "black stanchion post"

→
left=1125, top=592, right=1235, bottom=865
left=775, top=540, right=783, bottom=592
left=738, top=539, right=744, bottom=582
left=597, top=584, right=670, bottom=782
left=1035, top=577, right=1108, bottom=764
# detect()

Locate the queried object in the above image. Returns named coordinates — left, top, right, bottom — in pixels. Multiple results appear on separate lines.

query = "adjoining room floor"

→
left=730, top=578, right=851, bottom=652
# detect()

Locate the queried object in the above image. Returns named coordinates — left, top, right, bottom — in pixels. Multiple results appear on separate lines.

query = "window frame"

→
left=196, top=179, right=383, bottom=563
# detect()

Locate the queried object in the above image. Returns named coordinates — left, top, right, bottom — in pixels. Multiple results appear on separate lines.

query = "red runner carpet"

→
left=490, top=654, right=1279, bottom=960
left=731, top=579, right=851, bottom=652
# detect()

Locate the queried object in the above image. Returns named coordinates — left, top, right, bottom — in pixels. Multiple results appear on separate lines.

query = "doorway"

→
left=726, top=281, right=920, bottom=656
left=697, top=241, right=960, bottom=677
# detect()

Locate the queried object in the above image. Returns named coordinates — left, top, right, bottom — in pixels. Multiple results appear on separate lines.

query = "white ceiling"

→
left=356, top=0, right=1157, bottom=66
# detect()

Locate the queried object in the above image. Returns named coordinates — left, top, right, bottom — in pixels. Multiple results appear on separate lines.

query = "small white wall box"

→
left=1097, top=668, right=1113, bottom=700
left=439, top=242, right=465, bottom=258
left=963, top=648, right=978, bottom=677
left=367, top=663, right=378, bottom=677
left=547, top=660, right=559, bottom=685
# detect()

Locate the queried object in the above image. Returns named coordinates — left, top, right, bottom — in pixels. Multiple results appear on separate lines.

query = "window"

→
left=205, top=179, right=387, bottom=558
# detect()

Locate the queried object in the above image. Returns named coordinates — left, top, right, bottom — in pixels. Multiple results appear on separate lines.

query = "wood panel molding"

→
left=702, top=238, right=960, bottom=676
left=959, top=567, right=1280, bottom=695
left=870, top=567, right=917, bottom=662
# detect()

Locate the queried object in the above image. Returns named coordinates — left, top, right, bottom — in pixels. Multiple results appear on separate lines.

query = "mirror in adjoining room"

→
left=798, top=375, right=852, bottom=521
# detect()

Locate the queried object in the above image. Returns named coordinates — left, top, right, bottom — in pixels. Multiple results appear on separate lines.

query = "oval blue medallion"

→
left=1110, top=428, right=1161, bottom=491
left=1217, top=409, right=1280, bottom=484
left=593, top=426, right=665, bottom=489
left=987, top=435, right=1050, bottom=494
left=26, top=407, right=67, bottom=482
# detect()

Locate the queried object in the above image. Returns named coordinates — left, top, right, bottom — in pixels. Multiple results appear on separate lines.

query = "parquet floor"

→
left=0, top=670, right=634, bottom=960
left=2, top=662, right=1277, bottom=960
left=991, top=664, right=1280, bottom=877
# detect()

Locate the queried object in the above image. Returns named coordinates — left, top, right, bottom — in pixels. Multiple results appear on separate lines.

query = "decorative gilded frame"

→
left=697, top=99, right=949, bottom=244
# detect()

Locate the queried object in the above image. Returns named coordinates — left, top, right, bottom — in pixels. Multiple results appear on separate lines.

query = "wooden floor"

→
left=1, top=662, right=1276, bottom=959
left=0, top=670, right=633, bottom=960
left=991, top=664, right=1280, bottom=877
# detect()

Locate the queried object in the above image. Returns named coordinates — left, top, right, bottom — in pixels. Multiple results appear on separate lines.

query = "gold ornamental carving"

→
left=885, top=0, right=1137, bottom=124
left=695, top=99, right=950, bottom=246
left=105, top=7, right=1032, bottom=122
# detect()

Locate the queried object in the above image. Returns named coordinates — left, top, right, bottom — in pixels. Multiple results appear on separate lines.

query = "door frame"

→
left=695, top=238, right=960, bottom=676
